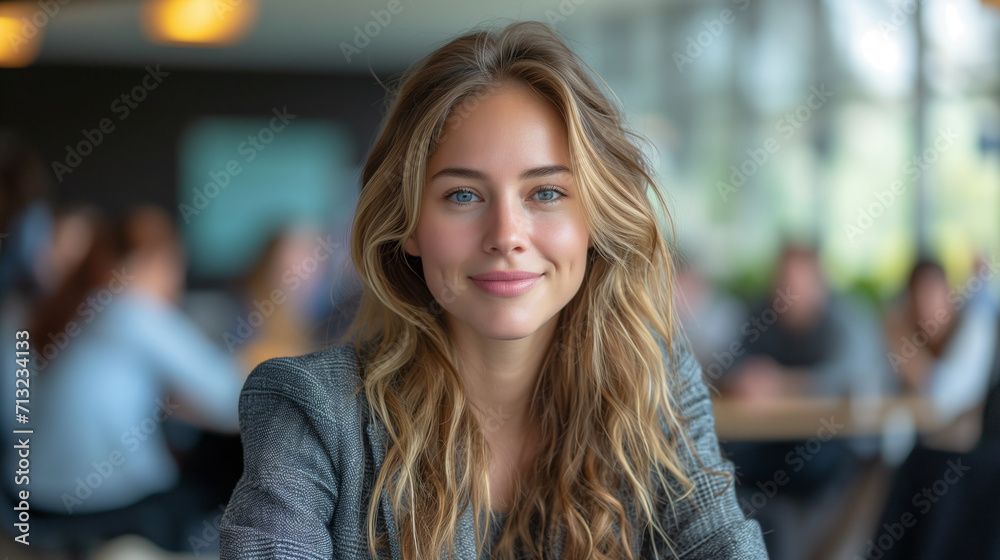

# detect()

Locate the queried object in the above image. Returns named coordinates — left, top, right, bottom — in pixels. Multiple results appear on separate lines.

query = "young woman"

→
left=221, top=21, right=766, bottom=560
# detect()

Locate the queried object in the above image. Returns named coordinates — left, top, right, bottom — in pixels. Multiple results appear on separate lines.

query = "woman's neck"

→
left=446, top=314, right=558, bottom=434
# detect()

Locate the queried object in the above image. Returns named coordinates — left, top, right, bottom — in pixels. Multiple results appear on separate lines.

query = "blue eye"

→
left=532, top=188, right=564, bottom=202
left=446, top=189, right=481, bottom=205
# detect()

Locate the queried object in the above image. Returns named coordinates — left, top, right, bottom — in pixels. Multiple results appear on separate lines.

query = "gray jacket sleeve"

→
left=220, top=357, right=339, bottom=560
left=641, top=336, right=769, bottom=559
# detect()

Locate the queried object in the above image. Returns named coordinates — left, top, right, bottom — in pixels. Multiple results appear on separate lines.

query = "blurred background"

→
left=1, top=0, right=999, bottom=559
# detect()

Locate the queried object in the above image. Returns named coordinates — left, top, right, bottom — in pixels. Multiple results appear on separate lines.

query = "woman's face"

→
left=405, top=82, right=591, bottom=342
left=911, top=269, right=952, bottom=326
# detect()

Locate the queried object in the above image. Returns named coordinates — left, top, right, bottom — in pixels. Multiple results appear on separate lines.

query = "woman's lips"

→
left=468, top=271, right=542, bottom=297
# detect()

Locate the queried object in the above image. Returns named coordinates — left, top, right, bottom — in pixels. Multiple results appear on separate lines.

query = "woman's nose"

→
left=482, top=193, right=529, bottom=256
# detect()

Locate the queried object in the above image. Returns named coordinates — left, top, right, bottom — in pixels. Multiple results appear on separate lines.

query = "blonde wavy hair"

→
left=344, top=20, right=702, bottom=560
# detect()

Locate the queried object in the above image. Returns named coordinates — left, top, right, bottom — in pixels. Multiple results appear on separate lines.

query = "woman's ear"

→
left=404, top=235, right=421, bottom=257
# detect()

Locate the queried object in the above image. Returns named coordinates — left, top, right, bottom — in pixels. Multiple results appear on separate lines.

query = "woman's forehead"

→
left=428, top=84, right=571, bottom=180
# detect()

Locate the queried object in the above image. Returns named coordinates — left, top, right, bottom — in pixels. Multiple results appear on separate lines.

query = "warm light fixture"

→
left=142, top=0, right=258, bottom=47
left=0, top=3, right=43, bottom=67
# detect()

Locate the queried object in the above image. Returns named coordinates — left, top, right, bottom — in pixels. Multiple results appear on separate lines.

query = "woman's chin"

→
left=451, top=314, right=550, bottom=342
left=468, top=324, right=541, bottom=342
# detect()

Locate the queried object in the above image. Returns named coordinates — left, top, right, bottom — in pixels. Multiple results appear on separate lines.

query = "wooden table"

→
left=711, top=396, right=940, bottom=441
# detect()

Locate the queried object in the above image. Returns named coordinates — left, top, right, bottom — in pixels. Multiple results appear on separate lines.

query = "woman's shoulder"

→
left=241, top=343, right=368, bottom=419
left=656, top=330, right=702, bottom=386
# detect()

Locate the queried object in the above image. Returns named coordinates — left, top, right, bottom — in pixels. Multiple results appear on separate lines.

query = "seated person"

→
left=7, top=207, right=247, bottom=554
left=883, top=258, right=998, bottom=450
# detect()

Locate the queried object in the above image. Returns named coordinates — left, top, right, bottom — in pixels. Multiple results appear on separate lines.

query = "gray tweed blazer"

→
left=220, top=339, right=768, bottom=559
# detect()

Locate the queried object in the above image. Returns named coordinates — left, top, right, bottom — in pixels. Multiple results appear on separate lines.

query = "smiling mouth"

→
left=468, top=271, right=542, bottom=297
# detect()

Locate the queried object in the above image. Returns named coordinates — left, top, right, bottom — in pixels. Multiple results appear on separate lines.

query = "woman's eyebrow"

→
left=429, top=164, right=572, bottom=182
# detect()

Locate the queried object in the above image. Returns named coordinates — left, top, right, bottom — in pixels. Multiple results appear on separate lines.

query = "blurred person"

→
left=870, top=257, right=1000, bottom=559
left=229, top=226, right=328, bottom=373
left=4, top=206, right=247, bottom=555
left=0, top=130, right=53, bottom=301
left=722, top=245, right=878, bottom=401
left=44, top=206, right=100, bottom=289
left=0, top=130, right=57, bottom=378
left=970, top=252, right=1000, bottom=317
left=0, top=134, right=59, bottom=424
left=717, top=244, right=885, bottom=560
left=1, top=206, right=99, bottom=433
left=314, top=224, right=365, bottom=345
left=673, top=252, right=747, bottom=373
left=229, top=223, right=366, bottom=360
left=0, top=134, right=80, bottom=548
left=228, top=223, right=366, bottom=365
left=883, top=258, right=998, bottom=449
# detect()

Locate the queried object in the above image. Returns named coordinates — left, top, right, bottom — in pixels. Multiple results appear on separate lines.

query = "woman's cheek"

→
left=537, top=214, right=589, bottom=254
left=416, top=211, right=479, bottom=274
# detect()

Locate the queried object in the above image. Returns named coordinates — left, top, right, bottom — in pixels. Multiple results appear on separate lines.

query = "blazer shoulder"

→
left=241, top=343, right=368, bottom=419
left=653, top=329, right=702, bottom=387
